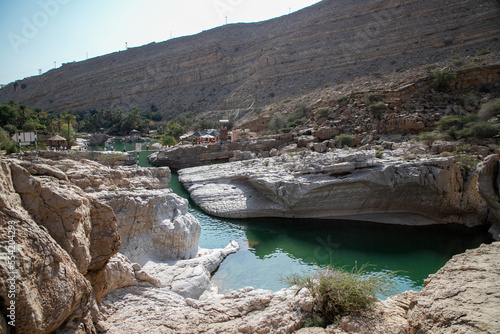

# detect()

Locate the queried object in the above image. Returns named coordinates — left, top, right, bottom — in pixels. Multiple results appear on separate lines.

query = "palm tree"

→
left=61, top=112, right=76, bottom=148
left=18, top=104, right=30, bottom=127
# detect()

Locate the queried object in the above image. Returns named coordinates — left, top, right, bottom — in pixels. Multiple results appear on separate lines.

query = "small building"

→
left=219, top=120, right=229, bottom=142
left=46, top=135, right=67, bottom=149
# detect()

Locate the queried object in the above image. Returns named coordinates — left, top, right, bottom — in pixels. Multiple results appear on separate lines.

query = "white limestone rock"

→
left=179, top=149, right=488, bottom=226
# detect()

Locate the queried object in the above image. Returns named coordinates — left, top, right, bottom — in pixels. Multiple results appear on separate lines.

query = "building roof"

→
left=47, top=135, right=67, bottom=141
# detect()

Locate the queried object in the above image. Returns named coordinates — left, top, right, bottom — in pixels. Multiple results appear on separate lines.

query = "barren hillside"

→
left=0, top=0, right=499, bottom=117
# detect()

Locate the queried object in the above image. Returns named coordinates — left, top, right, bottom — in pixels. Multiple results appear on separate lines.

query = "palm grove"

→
left=0, top=101, right=226, bottom=153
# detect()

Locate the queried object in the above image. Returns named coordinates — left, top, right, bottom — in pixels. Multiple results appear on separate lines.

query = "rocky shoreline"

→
left=1, top=154, right=499, bottom=333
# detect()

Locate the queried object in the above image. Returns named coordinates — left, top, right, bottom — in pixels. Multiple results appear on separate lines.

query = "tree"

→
left=432, top=70, right=456, bottom=92
left=61, top=112, right=76, bottom=148
left=166, top=121, right=185, bottom=140
left=418, top=131, right=442, bottom=148
left=0, top=105, right=20, bottom=127
left=161, top=135, right=177, bottom=146
left=18, top=104, right=31, bottom=127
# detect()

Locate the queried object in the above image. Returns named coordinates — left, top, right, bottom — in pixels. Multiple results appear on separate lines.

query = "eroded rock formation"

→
left=179, top=149, right=488, bottom=226
left=0, top=160, right=98, bottom=333
left=0, top=157, right=204, bottom=333
left=477, top=154, right=500, bottom=241
left=57, top=158, right=201, bottom=263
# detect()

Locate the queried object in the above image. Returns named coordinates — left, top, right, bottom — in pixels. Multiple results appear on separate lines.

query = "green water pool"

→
left=169, top=173, right=492, bottom=297
left=95, top=140, right=492, bottom=297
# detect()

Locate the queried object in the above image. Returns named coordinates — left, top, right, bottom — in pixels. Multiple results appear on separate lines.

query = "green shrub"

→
left=456, top=155, right=479, bottom=172
left=432, top=70, right=456, bottom=92
left=476, top=49, right=491, bottom=56
left=316, top=108, right=331, bottom=119
left=436, top=114, right=479, bottom=140
left=375, top=149, right=384, bottom=159
left=0, top=128, right=19, bottom=155
left=282, top=98, right=294, bottom=104
left=366, top=93, right=382, bottom=102
left=418, top=131, right=442, bottom=148
left=450, top=55, right=464, bottom=67
left=335, top=134, right=356, bottom=147
left=3, top=124, right=17, bottom=133
left=456, top=144, right=471, bottom=153
left=296, top=103, right=310, bottom=116
left=336, top=96, right=348, bottom=103
left=478, top=98, right=500, bottom=121
left=461, top=121, right=499, bottom=139
left=281, top=264, right=396, bottom=327
left=161, top=135, right=177, bottom=146
left=269, top=116, right=287, bottom=133
left=368, top=102, right=388, bottom=119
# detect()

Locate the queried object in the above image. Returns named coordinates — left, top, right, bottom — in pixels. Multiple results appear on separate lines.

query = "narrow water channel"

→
left=169, top=173, right=493, bottom=297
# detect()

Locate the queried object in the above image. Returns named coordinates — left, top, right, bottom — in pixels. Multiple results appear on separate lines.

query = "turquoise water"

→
left=169, top=173, right=492, bottom=296
left=90, top=138, right=155, bottom=167
left=99, top=140, right=492, bottom=297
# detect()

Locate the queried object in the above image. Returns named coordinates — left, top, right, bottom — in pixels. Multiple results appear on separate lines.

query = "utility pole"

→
left=125, top=42, right=128, bottom=50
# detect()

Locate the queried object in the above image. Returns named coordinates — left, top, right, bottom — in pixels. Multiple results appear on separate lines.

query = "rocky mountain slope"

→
left=0, top=0, right=499, bottom=116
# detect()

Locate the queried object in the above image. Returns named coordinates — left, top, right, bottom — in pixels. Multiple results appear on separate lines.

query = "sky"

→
left=0, top=0, right=321, bottom=85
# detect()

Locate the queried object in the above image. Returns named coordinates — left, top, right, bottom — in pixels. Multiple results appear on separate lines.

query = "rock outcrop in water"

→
left=148, top=134, right=292, bottom=169
left=179, top=148, right=488, bottom=226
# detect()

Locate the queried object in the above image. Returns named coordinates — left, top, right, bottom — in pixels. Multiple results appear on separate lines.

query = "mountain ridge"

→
left=0, top=0, right=499, bottom=117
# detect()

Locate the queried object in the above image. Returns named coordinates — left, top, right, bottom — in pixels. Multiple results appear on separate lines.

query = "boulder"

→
left=95, top=189, right=200, bottom=264
left=9, top=161, right=120, bottom=275
left=297, top=135, right=318, bottom=148
left=407, top=242, right=500, bottom=333
left=316, top=126, right=340, bottom=140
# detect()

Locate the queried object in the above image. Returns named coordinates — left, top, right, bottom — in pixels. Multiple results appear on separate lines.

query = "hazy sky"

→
left=0, top=0, right=321, bottom=85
